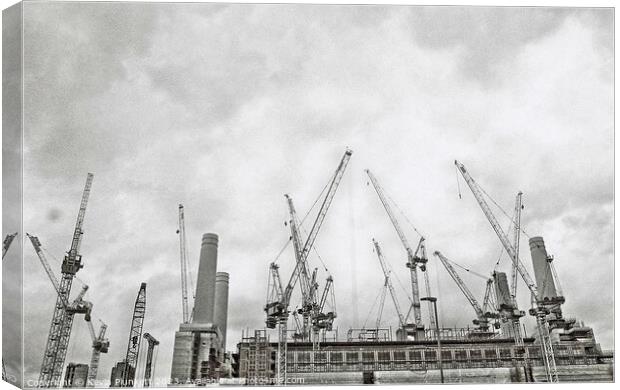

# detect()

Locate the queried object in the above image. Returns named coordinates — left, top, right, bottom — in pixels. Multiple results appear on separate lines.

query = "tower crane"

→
left=86, top=321, right=109, bottom=387
left=482, top=278, right=496, bottom=316
left=26, top=233, right=104, bottom=386
left=176, top=204, right=191, bottom=324
left=374, top=279, right=389, bottom=330
left=265, top=149, right=352, bottom=384
left=433, top=251, right=497, bottom=331
left=121, top=283, right=147, bottom=387
left=284, top=195, right=314, bottom=341
left=285, top=195, right=337, bottom=346
left=33, top=173, right=94, bottom=388
left=142, top=333, right=160, bottom=387
left=455, top=160, right=558, bottom=382
left=510, top=192, right=523, bottom=303
left=3, top=233, right=17, bottom=259
left=372, top=239, right=407, bottom=329
left=365, top=170, right=434, bottom=334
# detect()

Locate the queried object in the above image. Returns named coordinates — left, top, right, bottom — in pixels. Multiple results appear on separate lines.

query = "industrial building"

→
left=236, top=329, right=613, bottom=384
left=234, top=236, right=614, bottom=384
left=63, top=364, right=89, bottom=388
left=234, top=156, right=614, bottom=385
left=169, top=233, right=230, bottom=385
left=16, top=156, right=613, bottom=387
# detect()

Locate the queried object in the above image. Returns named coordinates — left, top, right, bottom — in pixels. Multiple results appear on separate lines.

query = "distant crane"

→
left=86, top=321, right=109, bottom=387
left=2, top=233, right=17, bottom=259
left=176, top=204, right=191, bottom=324
left=142, top=333, right=159, bottom=387
left=455, top=160, right=558, bottom=382
left=265, top=149, right=352, bottom=384
left=372, top=239, right=407, bottom=329
left=285, top=194, right=337, bottom=347
left=510, top=192, right=523, bottom=303
left=433, top=251, right=498, bottom=331
left=365, top=170, right=433, bottom=335
left=29, top=173, right=94, bottom=388
left=121, top=283, right=147, bottom=387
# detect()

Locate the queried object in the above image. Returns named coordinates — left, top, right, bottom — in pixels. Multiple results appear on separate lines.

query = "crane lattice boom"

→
left=264, top=149, right=352, bottom=384
left=365, top=170, right=424, bottom=328
left=177, top=205, right=191, bottom=324
left=38, top=173, right=94, bottom=388
left=2, top=233, right=17, bottom=259
left=122, top=283, right=147, bottom=387
left=455, top=160, right=558, bottom=382
left=454, top=162, right=538, bottom=298
left=372, top=239, right=406, bottom=328
left=434, top=251, right=489, bottom=329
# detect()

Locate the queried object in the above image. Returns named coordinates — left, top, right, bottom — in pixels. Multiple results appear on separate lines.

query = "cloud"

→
left=13, top=3, right=613, bottom=384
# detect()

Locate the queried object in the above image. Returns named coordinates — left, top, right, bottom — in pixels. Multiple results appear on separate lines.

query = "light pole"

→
left=421, top=296, right=444, bottom=383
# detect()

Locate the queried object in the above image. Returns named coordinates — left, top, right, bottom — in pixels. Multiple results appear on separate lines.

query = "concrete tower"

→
left=528, top=236, right=558, bottom=300
left=214, top=272, right=230, bottom=349
left=193, top=233, right=219, bottom=324
left=170, top=233, right=229, bottom=384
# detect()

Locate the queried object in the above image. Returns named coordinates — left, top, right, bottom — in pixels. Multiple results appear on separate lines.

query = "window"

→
left=362, top=352, right=375, bottom=362
left=485, top=349, right=497, bottom=359
left=410, top=350, right=422, bottom=361
left=378, top=351, right=391, bottom=361
left=426, top=350, right=436, bottom=360
left=346, top=352, right=359, bottom=362
left=454, top=349, right=467, bottom=360
left=500, top=348, right=512, bottom=359
left=393, top=351, right=407, bottom=361
left=298, top=352, right=310, bottom=363
left=315, top=352, right=327, bottom=362
left=441, top=350, right=452, bottom=361
left=330, top=352, right=343, bottom=362
left=470, top=349, right=482, bottom=360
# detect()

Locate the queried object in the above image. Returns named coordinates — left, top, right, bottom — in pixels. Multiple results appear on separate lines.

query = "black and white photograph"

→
left=1, top=1, right=615, bottom=388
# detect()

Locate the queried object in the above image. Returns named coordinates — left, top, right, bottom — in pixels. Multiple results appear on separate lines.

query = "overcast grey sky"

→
left=7, top=2, right=614, bottom=385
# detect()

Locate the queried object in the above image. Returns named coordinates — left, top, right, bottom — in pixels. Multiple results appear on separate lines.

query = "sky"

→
left=2, top=2, right=613, bottom=386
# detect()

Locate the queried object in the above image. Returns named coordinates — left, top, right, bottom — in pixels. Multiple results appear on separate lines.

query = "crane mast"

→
left=142, top=333, right=160, bottom=387
left=365, top=170, right=427, bottom=331
left=86, top=321, right=109, bottom=387
left=284, top=195, right=313, bottom=340
left=454, top=160, right=558, bottom=382
left=372, top=239, right=406, bottom=328
left=38, top=173, right=94, bottom=388
left=27, top=232, right=102, bottom=387
left=2, top=233, right=17, bottom=259
left=433, top=251, right=491, bottom=330
left=510, top=192, right=523, bottom=302
left=121, top=283, right=147, bottom=387
left=177, top=205, right=191, bottom=324
left=264, top=149, right=352, bottom=385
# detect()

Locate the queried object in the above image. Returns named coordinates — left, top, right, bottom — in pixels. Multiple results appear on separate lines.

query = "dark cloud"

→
left=403, top=7, right=611, bottom=87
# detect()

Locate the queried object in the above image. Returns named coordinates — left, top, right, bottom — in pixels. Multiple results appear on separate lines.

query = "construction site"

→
left=3, top=149, right=614, bottom=387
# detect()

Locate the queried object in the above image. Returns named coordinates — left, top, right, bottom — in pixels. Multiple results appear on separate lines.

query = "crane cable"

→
left=455, top=166, right=531, bottom=239
left=272, top=169, right=335, bottom=270
left=444, top=255, right=489, bottom=280
left=362, top=285, right=386, bottom=329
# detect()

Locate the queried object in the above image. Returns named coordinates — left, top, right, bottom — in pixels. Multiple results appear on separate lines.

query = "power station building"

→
left=170, top=233, right=230, bottom=384
left=235, top=236, right=614, bottom=384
